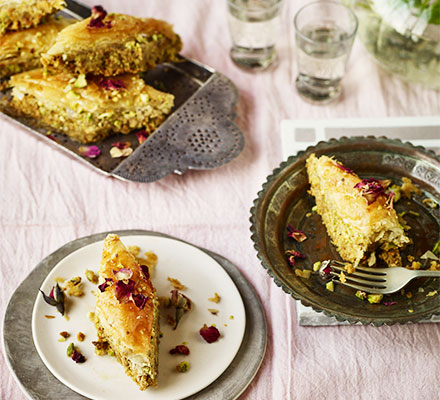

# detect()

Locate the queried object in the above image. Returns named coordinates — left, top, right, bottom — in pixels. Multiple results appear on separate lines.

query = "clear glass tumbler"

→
left=227, top=0, right=284, bottom=70
left=294, top=1, right=358, bottom=104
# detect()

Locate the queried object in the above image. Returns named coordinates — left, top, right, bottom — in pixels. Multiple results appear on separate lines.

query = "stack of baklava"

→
left=0, top=0, right=71, bottom=80
left=5, top=2, right=182, bottom=143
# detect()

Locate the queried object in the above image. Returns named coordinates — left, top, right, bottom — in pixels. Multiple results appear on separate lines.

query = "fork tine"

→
left=355, top=265, right=388, bottom=275
left=329, top=264, right=386, bottom=282
left=329, top=272, right=387, bottom=288
left=334, top=280, right=387, bottom=294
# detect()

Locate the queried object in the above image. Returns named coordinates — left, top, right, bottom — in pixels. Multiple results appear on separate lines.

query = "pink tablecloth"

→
left=1, top=1, right=439, bottom=399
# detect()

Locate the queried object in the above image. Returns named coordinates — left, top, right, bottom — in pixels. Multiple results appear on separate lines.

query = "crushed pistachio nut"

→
left=408, top=309, right=414, bottom=313
left=339, top=271, right=347, bottom=283
left=63, top=277, right=84, bottom=297
left=312, top=261, right=322, bottom=272
left=401, top=177, right=421, bottom=198
left=168, top=277, right=186, bottom=290
left=77, top=332, right=85, bottom=342
left=66, top=342, right=75, bottom=357
left=208, top=292, right=221, bottom=303
left=176, top=361, right=190, bottom=372
left=208, top=309, right=219, bottom=315
left=409, top=261, right=421, bottom=270
left=229, top=315, right=234, bottom=320
left=408, top=211, right=420, bottom=217
left=87, top=312, right=95, bottom=322
left=344, top=263, right=355, bottom=274
left=422, top=198, right=438, bottom=208
left=367, top=294, right=383, bottom=304
left=427, top=290, right=438, bottom=297
left=326, top=281, right=334, bottom=292
left=295, top=268, right=311, bottom=279
left=355, top=290, right=367, bottom=300
left=85, top=269, right=99, bottom=284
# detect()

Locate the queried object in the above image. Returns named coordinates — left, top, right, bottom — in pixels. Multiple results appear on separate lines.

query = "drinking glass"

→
left=294, top=1, right=358, bottom=104
left=227, top=0, right=284, bottom=70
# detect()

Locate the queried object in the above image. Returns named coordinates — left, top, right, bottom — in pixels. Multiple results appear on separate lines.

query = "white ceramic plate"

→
left=32, top=234, right=246, bottom=400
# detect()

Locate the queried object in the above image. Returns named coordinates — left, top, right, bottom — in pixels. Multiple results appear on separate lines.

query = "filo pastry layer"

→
left=9, top=69, right=174, bottom=143
left=41, top=13, right=182, bottom=76
left=95, top=234, right=160, bottom=390
left=306, top=154, right=409, bottom=267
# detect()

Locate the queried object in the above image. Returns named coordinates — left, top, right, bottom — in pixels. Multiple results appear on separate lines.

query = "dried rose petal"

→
left=115, top=279, right=135, bottom=301
left=140, top=265, right=150, bottom=280
left=383, top=301, right=397, bottom=306
left=287, top=225, right=307, bottom=242
left=170, top=345, right=190, bottom=355
left=98, top=278, right=113, bottom=292
left=113, top=268, right=133, bottom=280
left=199, top=324, right=220, bottom=343
left=111, top=141, right=131, bottom=149
left=71, top=349, right=86, bottom=363
left=78, top=145, right=101, bottom=158
left=98, top=78, right=125, bottom=90
left=88, top=5, right=111, bottom=28
left=132, top=293, right=148, bottom=310
left=354, top=178, right=385, bottom=205
left=136, top=130, right=148, bottom=144
left=170, top=290, right=192, bottom=329
left=285, top=249, right=306, bottom=267
left=335, top=162, right=354, bottom=175
left=40, top=284, right=65, bottom=315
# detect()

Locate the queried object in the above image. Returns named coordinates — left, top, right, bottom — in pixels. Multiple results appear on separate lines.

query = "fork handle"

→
left=413, top=270, right=440, bottom=278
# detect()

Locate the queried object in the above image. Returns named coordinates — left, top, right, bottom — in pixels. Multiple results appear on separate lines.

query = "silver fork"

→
left=319, top=260, right=440, bottom=294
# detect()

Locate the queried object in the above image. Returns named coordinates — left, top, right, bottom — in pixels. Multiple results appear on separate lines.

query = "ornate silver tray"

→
left=0, top=0, right=244, bottom=183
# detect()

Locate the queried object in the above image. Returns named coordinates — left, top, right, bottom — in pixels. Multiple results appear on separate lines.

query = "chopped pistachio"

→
left=85, top=269, right=98, bottom=284
left=312, top=261, right=322, bottom=272
left=176, top=361, right=190, bottom=372
left=326, top=281, right=334, bottom=292
left=77, top=332, right=85, bottom=342
left=73, top=74, right=87, bottom=88
left=208, top=292, right=221, bottom=303
left=427, top=290, right=438, bottom=297
left=367, top=294, right=383, bottom=304
left=355, top=290, right=367, bottom=300
left=66, top=342, right=75, bottom=357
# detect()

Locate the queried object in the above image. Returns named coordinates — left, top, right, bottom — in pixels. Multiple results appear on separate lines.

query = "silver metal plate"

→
left=2, top=230, right=267, bottom=400
left=0, top=0, right=244, bottom=183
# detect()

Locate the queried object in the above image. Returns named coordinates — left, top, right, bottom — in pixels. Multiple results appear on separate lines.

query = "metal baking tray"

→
left=0, top=0, right=244, bottom=183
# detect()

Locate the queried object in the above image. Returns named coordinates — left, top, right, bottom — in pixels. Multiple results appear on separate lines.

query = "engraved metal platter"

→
left=0, top=0, right=244, bottom=183
left=2, top=230, right=267, bottom=400
left=250, top=136, right=440, bottom=326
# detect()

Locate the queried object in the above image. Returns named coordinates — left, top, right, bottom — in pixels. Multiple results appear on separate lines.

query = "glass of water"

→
left=294, top=1, right=358, bottom=104
left=227, top=0, right=284, bottom=70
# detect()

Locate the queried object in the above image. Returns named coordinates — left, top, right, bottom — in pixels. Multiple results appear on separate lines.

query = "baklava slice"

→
left=306, top=154, right=409, bottom=267
left=94, top=234, right=160, bottom=390
left=0, top=16, right=72, bottom=79
left=0, top=0, right=65, bottom=34
left=41, top=9, right=182, bottom=76
left=9, top=69, right=174, bottom=143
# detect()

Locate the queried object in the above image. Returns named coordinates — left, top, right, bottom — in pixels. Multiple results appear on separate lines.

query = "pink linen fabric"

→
left=1, top=1, right=439, bottom=399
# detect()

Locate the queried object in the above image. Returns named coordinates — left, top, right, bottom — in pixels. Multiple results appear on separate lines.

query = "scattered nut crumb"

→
left=168, top=277, right=185, bottom=290
left=208, top=292, right=221, bottom=303
left=422, top=198, right=438, bottom=208
left=54, top=277, right=65, bottom=283
left=87, top=312, right=95, bottom=322
left=408, top=309, right=414, bottom=313
left=306, top=212, right=312, bottom=218
left=77, top=332, right=85, bottom=342
left=295, top=269, right=311, bottom=279
left=339, top=271, right=347, bottom=283
left=63, top=277, right=84, bottom=297
left=44, top=315, right=55, bottom=319
left=176, top=361, right=190, bottom=372
left=427, top=290, right=438, bottom=297
left=344, top=263, right=355, bottom=274
left=60, top=331, right=70, bottom=338
left=406, top=292, right=413, bottom=299
left=208, top=309, right=219, bottom=315
left=229, top=315, right=234, bottom=320
left=85, top=269, right=98, bottom=284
